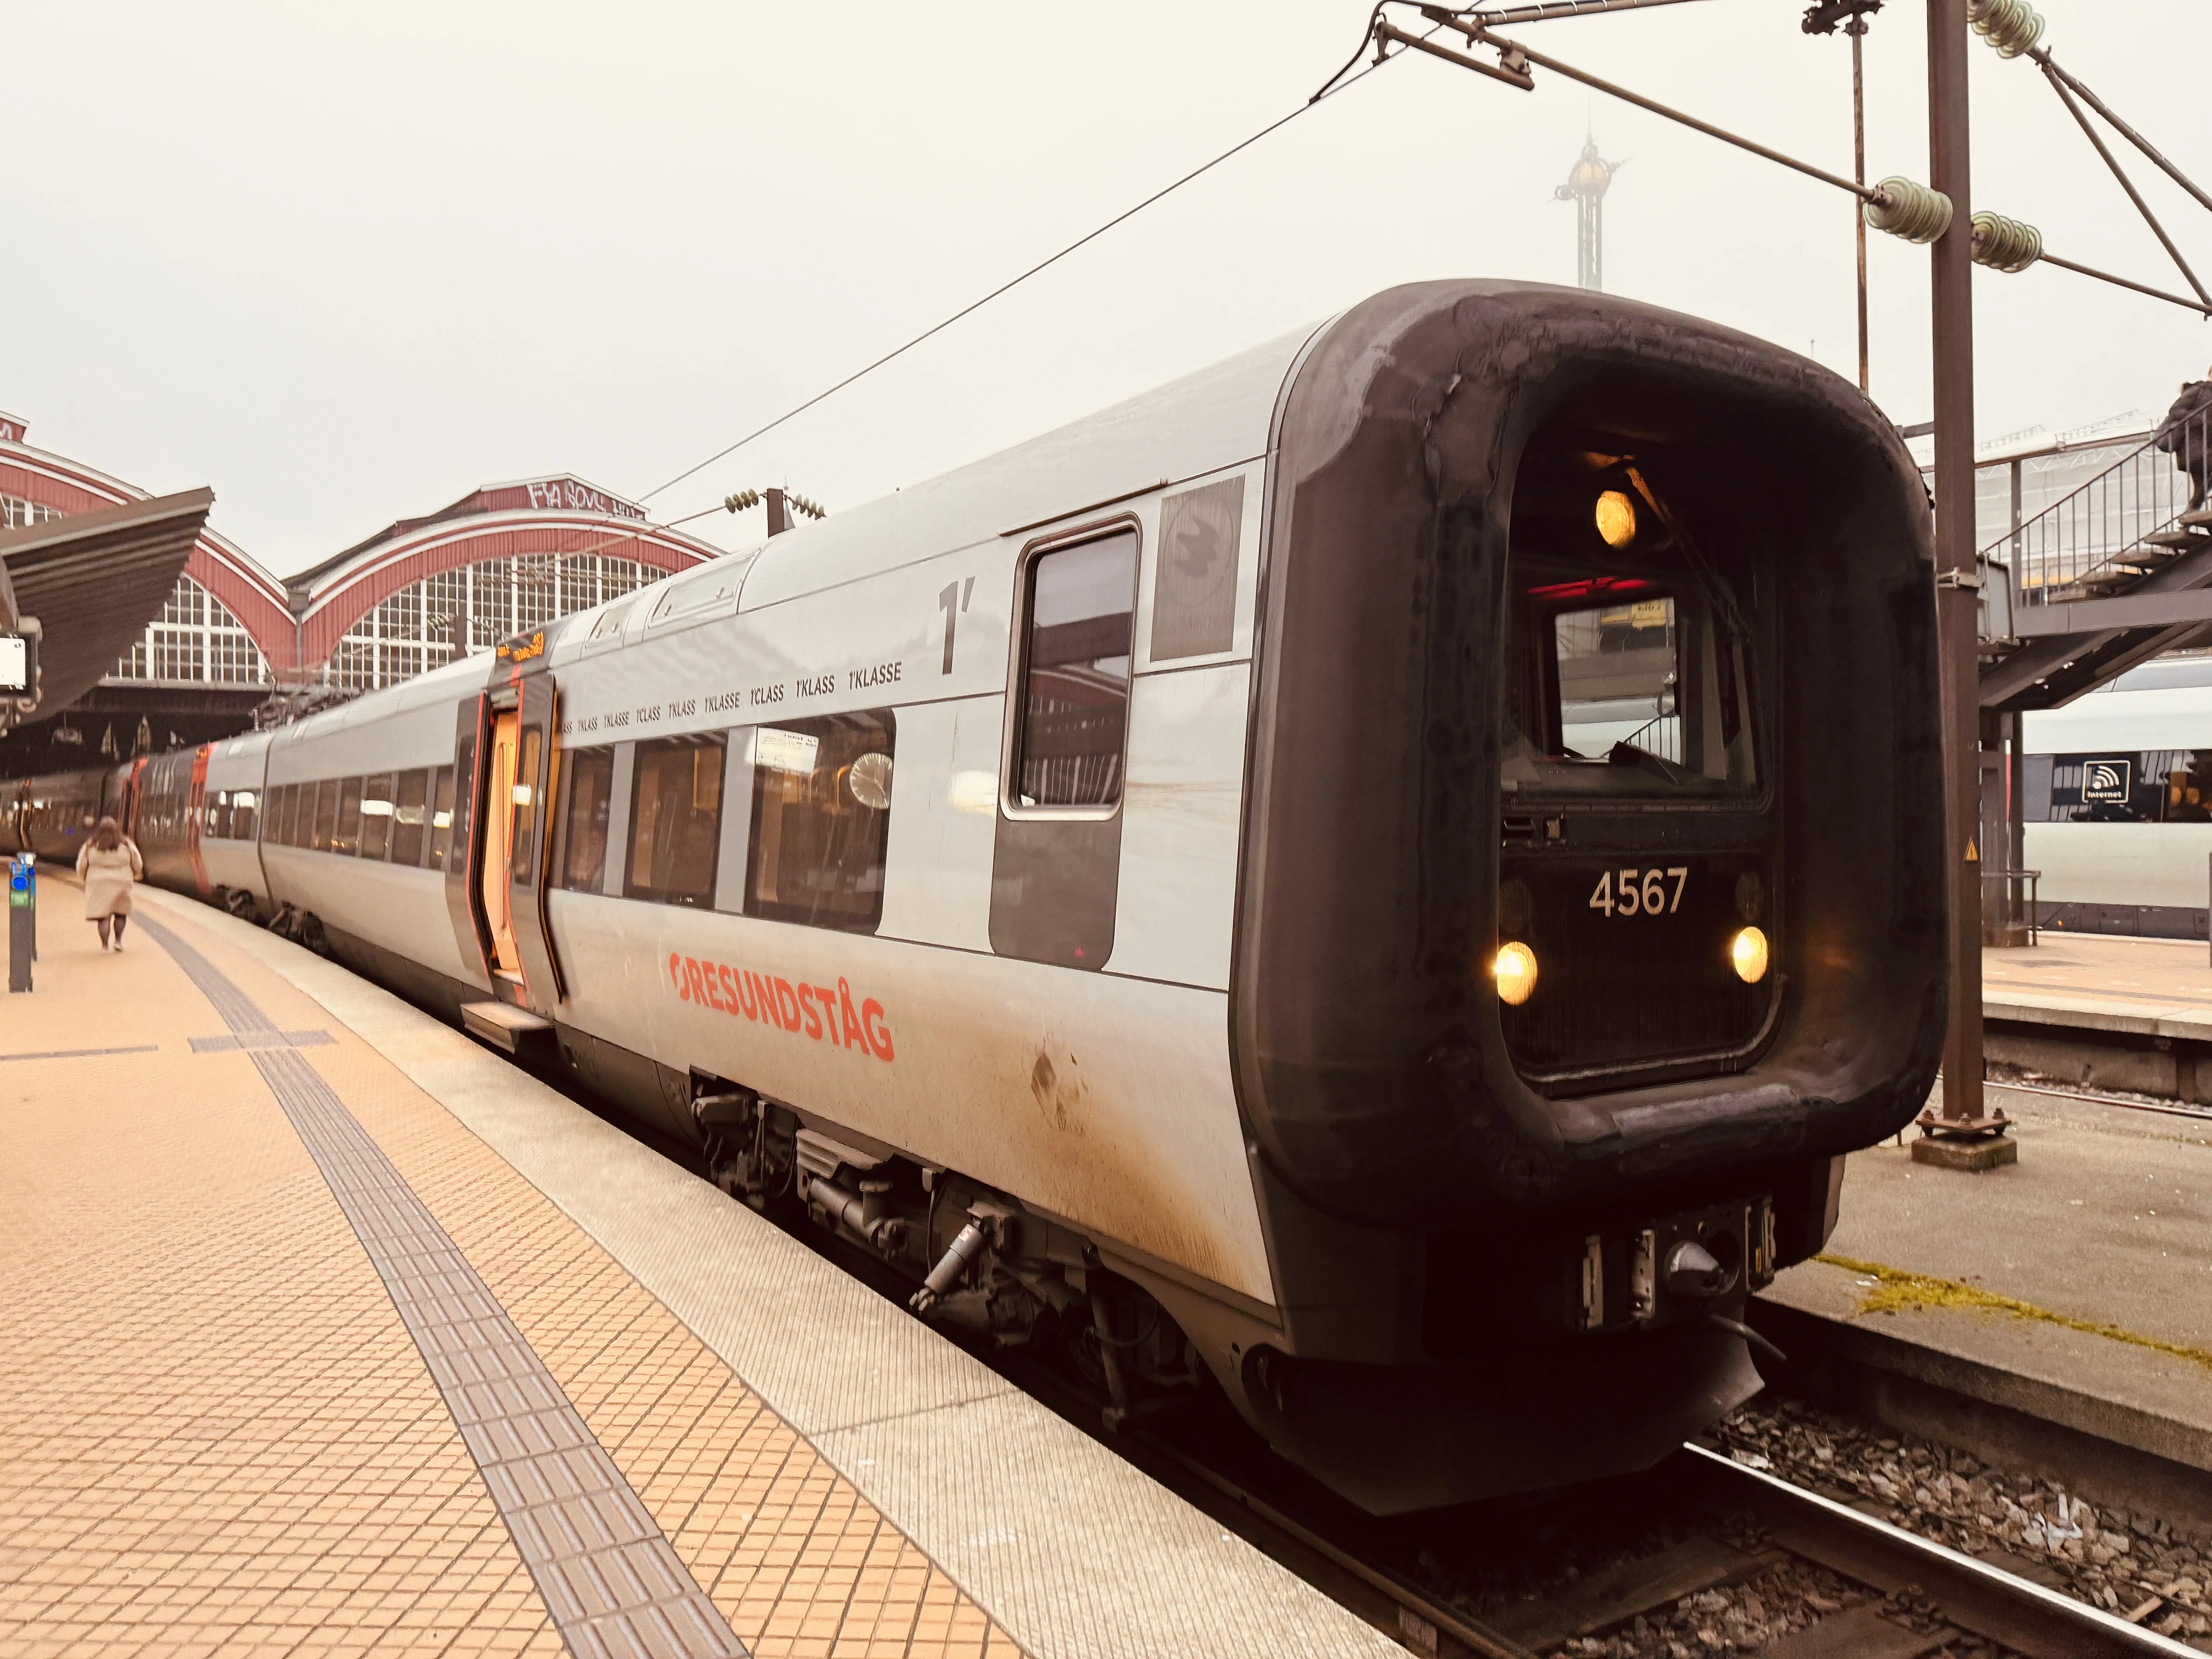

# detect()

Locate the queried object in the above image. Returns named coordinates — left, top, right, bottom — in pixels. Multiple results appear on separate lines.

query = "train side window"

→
left=360, top=773, right=395, bottom=861
left=288, top=784, right=311, bottom=848
left=311, top=780, right=337, bottom=852
left=625, top=735, right=725, bottom=908
left=392, top=770, right=428, bottom=867
left=232, top=790, right=257, bottom=842
left=429, top=766, right=456, bottom=868
left=333, top=778, right=363, bottom=856
left=743, top=712, right=895, bottom=933
left=208, top=791, right=230, bottom=840
left=559, top=747, right=615, bottom=893
left=1011, top=531, right=1136, bottom=809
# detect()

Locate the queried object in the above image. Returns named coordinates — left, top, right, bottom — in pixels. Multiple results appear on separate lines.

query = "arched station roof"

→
left=290, top=475, right=721, bottom=667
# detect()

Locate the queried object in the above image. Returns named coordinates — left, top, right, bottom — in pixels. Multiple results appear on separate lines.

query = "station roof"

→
left=0, top=488, right=215, bottom=713
left=287, top=473, right=652, bottom=605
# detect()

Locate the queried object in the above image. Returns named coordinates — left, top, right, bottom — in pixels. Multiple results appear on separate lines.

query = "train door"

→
left=481, top=706, right=524, bottom=982
left=185, top=746, right=212, bottom=895
left=505, top=670, right=565, bottom=1010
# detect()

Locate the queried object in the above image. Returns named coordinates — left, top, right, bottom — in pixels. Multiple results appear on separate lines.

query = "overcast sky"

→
left=7, top=1, right=2210, bottom=575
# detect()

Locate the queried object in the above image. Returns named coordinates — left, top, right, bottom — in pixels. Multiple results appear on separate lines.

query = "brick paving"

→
left=0, top=885, right=1019, bottom=1658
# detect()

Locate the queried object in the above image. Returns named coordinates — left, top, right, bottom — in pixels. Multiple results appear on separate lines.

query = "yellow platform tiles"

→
left=1, top=881, right=1391, bottom=1659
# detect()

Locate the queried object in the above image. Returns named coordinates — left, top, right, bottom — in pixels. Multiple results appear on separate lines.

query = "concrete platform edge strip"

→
left=1750, top=1295, right=2212, bottom=1489
left=131, top=888, right=1399, bottom=1659
left=1987, top=998, right=2212, bottom=1045
left=133, top=910, right=751, bottom=1659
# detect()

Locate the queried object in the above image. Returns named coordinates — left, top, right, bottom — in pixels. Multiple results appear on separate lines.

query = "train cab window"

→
left=625, top=735, right=724, bottom=907
left=742, top=712, right=895, bottom=933
left=392, top=770, right=428, bottom=867
left=1502, top=457, right=1759, bottom=800
left=311, top=780, right=338, bottom=852
left=360, top=773, right=395, bottom=861
left=429, top=766, right=456, bottom=869
left=231, top=790, right=257, bottom=842
left=1011, top=531, right=1137, bottom=809
left=559, top=748, right=615, bottom=893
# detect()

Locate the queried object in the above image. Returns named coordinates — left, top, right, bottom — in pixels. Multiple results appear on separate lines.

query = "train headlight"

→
left=1494, top=941, right=1539, bottom=1005
left=1595, top=489, right=1637, bottom=548
left=1729, top=926, right=1770, bottom=984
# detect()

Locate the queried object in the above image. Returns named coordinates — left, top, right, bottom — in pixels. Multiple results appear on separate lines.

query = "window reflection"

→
left=744, top=713, right=895, bottom=932
left=1013, top=531, right=1136, bottom=809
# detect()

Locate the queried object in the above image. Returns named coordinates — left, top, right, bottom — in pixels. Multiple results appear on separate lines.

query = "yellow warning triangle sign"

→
left=1966, top=838, right=1980, bottom=862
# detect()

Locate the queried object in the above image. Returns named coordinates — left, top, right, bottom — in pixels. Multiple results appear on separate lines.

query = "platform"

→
left=0, top=880, right=1397, bottom=1658
left=1984, top=933, right=2212, bottom=1042
left=1753, top=1079, right=2212, bottom=1526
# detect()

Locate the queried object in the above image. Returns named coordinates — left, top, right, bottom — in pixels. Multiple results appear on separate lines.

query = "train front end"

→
left=1231, top=281, right=1944, bottom=1511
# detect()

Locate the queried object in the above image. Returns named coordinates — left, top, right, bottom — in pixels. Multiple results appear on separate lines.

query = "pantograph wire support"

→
left=2034, top=61, right=2211, bottom=311
left=1391, top=2, right=2212, bottom=319
left=1965, top=0, right=2212, bottom=309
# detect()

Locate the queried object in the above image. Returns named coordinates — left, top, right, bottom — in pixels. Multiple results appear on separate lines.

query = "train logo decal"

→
left=2083, top=759, right=2133, bottom=802
left=669, top=951, right=894, bottom=1060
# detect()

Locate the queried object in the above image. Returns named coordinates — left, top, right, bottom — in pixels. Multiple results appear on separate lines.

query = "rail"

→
left=1996, top=403, right=2211, bottom=604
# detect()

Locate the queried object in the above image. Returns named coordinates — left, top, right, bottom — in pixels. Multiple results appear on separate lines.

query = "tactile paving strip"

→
left=137, top=912, right=750, bottom=1659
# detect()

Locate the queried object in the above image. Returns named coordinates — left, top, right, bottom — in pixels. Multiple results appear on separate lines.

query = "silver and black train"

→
left=3, top=281, right=1947, bottom=1513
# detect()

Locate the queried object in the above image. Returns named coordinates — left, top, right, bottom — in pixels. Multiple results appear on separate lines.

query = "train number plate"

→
left=1585, top=866, right=1690, bottom=919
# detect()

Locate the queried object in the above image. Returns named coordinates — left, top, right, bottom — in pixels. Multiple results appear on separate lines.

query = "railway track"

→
left=1986, top=1073, right=2212, bottom=1126
left=1136, top=1436, right=2202, bottom=1659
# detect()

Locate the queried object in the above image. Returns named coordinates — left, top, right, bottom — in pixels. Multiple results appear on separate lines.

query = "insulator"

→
left=1967, top=0, right=2043, bottom=58
left=1865, top=177, right=1954, bottom=246
left=722, top=488, right=761, bottom=514
left=1970, top=210, right=2042, bottom=273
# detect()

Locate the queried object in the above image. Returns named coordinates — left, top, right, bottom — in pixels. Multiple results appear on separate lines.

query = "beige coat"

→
left=76, top=839, right=143, bottom=919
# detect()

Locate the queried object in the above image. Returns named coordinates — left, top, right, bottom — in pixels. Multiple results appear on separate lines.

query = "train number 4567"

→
left=1588, top=867, right=1690, bottom=917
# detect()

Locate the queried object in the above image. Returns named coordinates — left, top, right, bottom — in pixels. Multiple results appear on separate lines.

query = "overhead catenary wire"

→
left=1421, top=6, right=1884, bottom=200
left=1393, top=2, right=2212, bottom=318
left=1455, top=0, right=1712, bottom=22
left=640, top=40, right=1424, bottom=508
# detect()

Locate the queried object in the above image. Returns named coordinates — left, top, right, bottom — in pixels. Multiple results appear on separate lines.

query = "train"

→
left=2004, top=655, right=2212, bottom=939
left=2, top=280, right=1948, bottom=1514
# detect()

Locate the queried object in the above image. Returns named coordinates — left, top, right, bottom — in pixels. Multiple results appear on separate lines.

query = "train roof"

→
left=735, top=322, right=1327, bottom=613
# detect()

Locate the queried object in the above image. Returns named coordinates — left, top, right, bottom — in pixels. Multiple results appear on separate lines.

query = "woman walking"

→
left=76, top=816, right=143, bottom=951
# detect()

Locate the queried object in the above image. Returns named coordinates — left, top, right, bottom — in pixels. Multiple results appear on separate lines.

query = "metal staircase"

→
left=1980, top=401, right=2212, bottom=708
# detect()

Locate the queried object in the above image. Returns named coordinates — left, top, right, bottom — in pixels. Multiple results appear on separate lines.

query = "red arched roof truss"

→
left=294, top=512, right=719, bottom=666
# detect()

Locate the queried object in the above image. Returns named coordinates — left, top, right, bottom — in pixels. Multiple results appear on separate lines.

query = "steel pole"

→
left=1853, top=23, right=1870, bottom=393
left=1929, top=0, right=1983, bottom=1122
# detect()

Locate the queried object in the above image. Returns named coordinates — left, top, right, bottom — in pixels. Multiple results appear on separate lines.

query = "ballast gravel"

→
left=1712, top=1398, right=2212, bottom=1649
